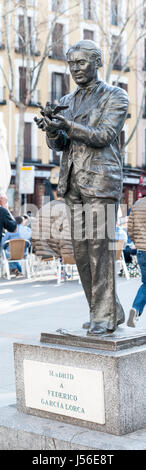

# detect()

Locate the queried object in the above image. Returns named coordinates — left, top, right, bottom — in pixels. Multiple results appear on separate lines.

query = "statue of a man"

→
left=36, top=40, right=129, bottom=335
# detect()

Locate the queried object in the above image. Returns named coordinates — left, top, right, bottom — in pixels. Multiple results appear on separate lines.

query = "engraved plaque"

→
left=24, top=360, right=105, bottom=424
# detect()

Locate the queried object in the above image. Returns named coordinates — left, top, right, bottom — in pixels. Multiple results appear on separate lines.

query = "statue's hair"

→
left=66, top=40, right=103, bottom=67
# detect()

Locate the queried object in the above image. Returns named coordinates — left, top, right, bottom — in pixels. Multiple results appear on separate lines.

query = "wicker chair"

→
left=31, top=200, right=80, bottom=283
left=2, top=239, right=31, bottom=280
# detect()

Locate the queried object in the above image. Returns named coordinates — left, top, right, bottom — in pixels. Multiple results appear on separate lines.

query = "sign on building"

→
left=19, top=166, right=35, bottom=194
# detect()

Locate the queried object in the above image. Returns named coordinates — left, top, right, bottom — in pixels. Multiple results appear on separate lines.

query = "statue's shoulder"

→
left=108, top=82, right=129, bottom=100
left=60, top=90, right=75, bottom=105
left=99, top=80, right=128, bottom=97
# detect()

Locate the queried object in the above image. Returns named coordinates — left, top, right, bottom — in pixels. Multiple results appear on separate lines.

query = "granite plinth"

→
left=0, top=405, right=146, bottom=450
left=13, top=327, right=146, bottom=436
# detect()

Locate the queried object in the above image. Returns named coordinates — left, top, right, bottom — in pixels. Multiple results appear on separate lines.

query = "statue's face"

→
left=67, top=49, right=97, bottom=86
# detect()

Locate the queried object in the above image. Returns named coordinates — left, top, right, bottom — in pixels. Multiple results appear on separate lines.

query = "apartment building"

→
left=0, top=0, right=143, bottom=210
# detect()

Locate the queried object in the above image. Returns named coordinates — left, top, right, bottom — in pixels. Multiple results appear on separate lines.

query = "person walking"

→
left=127, top=197, right=146, bottom=327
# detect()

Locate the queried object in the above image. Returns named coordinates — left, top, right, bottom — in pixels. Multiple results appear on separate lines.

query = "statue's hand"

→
left=34, top=117, right=46, bottom=131
left=44, top=114, right=71, bottom=133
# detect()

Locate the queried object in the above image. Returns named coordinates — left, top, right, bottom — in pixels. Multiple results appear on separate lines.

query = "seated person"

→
left=2, top=216, right=31, bottom=275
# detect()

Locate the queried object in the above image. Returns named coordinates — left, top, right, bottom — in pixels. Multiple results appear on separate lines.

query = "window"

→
left=24, top=122, right=32, bottom=162
left=111, top=0, right=119, bottom=25
left=83, top=0, right=94, bottom=20
left=18, top=15, right=32, bottom=53
left=52, top=23, right=64, bottom=59
left=112, top=35, right=122, bottom=69
left=19, top=66, right=26, bottom=103
left=83, top=29, right=94, bottom=40
left=51, top=72, right=70, bottom=103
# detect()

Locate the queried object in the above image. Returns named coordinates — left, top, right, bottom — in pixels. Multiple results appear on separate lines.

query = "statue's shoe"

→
left=87, top=322, right=108, bottom=335
left=82, top=316, right=124, bottom=330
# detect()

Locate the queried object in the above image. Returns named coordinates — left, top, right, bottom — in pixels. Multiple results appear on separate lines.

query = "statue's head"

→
left=66, top=40, right=103, bottom=86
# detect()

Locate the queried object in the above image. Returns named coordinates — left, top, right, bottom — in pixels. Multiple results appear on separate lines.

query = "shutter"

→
left=19, top=15, right=25, bottom=52
left=112, top=35, right=122, bottom=68
left=24, top=123, right=32, bottom=161
left=52, top=23, right=64, bottom=58
left=51, top=72, right=57, bottom=103
left=19, top=67, right=26, bottom=103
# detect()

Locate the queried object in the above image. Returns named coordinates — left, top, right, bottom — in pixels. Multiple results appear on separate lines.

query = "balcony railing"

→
left=49, top=51, right=66, bottom=61
left=15, top=46, right=40, bottom=56
left=15, top=145, right=42, bottom=163
left=16, top=88, right=40, bottom=106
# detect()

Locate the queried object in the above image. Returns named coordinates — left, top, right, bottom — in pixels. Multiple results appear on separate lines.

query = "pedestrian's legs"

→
left=132, top=251, right=146, bottom=314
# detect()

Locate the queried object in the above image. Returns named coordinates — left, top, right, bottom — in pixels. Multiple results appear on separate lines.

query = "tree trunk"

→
left=14, top=104, right=25, bottom=215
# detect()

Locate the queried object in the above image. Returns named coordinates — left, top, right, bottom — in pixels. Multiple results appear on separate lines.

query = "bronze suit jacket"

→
left=46, top=80, right=129, bottom=201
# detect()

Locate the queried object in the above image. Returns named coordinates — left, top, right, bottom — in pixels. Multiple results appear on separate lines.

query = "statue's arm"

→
left=46, top=130, right=70, bottom=152
left=66, top=89, right=129, bottom=148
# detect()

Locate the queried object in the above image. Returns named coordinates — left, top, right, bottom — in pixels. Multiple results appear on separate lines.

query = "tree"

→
left=1, top=0, right=79, bottom=213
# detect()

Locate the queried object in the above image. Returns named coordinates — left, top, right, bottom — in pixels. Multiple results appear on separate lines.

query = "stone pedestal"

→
left=13, top=327, right=146, bottom=436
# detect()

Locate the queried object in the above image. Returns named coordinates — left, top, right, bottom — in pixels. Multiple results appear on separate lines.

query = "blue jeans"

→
left=5, top=250, right=22, bottom=272
left=132, top=250, right=146, bottom=314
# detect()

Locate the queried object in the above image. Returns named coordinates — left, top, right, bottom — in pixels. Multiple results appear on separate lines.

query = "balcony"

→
left=16, top=88, right=41, bottom=106
left=15, top=46, right=40, bottom=56
left=0, top=86, right=7, bottom=105
left=28, top=91, right=41, bottom=107
left=15, top=145, right=41, bottom=163
left=49, top=51, right=66, bottom=61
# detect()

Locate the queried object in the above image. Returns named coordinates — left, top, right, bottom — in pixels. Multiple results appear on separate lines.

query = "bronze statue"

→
left=35, top=40, right=129, bottom=335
